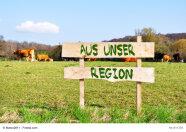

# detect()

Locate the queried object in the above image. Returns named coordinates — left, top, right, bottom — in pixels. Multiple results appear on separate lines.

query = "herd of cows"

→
left=13, top=48, right=183, bottom=63
left=154, top=52, right=182, bottom=62
left=13, top=48, right=53, bottom=62
left=84, top=53, right=182, bottom=62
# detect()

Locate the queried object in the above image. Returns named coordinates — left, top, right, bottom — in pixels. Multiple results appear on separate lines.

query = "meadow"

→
left=0, top=61, right=185, bottom=123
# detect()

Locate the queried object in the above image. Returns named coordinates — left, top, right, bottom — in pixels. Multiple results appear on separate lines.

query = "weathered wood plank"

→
left=62, top=42, right=154, bottom=58
left=64, top=67, right=154, bottom=83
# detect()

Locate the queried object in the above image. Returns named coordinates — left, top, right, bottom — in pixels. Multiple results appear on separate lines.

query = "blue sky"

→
left=0, top=0, right=186, bottom=45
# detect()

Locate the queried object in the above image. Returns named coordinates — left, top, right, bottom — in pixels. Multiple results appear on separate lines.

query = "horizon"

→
left=0, top=0, right=186, bottom=45
left=2, top=32, right=186, bottom=46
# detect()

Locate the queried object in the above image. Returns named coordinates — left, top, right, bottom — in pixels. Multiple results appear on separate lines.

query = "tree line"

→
left=0, top=36, right=62, bottom=61
left=0, top=27, right=186, bottom=61
left=105, top=28, right=186, bottom=61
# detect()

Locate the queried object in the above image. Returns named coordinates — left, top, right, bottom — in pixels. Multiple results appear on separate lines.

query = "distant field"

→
left=0, top=61, right=185, bottom=123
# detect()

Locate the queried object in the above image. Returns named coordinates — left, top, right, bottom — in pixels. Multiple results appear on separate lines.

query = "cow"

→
left=173, top=53, right=181, bottom=62
left=46, top=58, right=53, bottom=62
left=34, top=59, right=38, bottom=62
left=37, top=54, right=53, bottom=61
left=13, top=48, right=35, bottom=62
left=87, top=58, right=97, bottom=61
left=28, top=58, right=38, bottom=62
left=154, top=52, right=165, bottom=62
left=162, top=55, right=171, bottom=62
left=122, top=58, right=137, bottom=62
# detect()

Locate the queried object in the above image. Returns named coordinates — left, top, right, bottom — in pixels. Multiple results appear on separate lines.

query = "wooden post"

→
left=137, top=36, right=142, bottom=115
left=80, top=58, right=84, bottom=108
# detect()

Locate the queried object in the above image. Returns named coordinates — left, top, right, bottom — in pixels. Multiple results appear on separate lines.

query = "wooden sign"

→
left=64, top=67, right=154, bottom=83
left=62, top=36, right=155, bottom=115
left=62, top=42, right=154, bottom=58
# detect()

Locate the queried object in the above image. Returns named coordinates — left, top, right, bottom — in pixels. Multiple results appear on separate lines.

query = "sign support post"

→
left=80, top=58, right=84, bottom=108
left=136, top=36, right=142, bottom=115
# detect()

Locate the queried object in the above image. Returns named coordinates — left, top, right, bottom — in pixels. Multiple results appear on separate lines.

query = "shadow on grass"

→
left=16, top=104, right=62, bottom=111
left=89, top=104, right=105, bottom=108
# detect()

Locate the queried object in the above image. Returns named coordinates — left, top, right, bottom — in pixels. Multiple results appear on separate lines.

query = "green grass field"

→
left=0, top=61, right=185, bottom=123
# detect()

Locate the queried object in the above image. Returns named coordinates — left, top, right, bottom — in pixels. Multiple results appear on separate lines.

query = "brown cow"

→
left=37, top=54, right=53, bottom=61
left=28, top=58, right=38, bottom=62
left=14, top=48, right=35, bottom=61
left=122, top=58, right=137, bottom=62
left=162, top=55, right=171, bottom=62
left=87, top=58, right=97, bottom=61
left=46, top=58, right=53, bottom=62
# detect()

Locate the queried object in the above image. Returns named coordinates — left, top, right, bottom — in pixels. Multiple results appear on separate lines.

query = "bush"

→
left=48, top=45, right=62, bottom=61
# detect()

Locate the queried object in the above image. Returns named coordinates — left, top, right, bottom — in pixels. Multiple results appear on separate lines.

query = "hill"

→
left=165, top=33, right=186, bottom=42
left=105, top=33, right=186, bottom=42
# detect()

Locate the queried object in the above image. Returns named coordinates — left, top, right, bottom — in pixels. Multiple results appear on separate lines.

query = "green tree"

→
left=172, top=39, right=186, bottom=60
left=135, top=27, right=156, bottom=42
left=48, top=45, right=62, bottom=61
left=155, top=34, right=172, bottom=55
left=135, top=28, right=173, bottom=55
left=129, top=36, right=137, bottom=42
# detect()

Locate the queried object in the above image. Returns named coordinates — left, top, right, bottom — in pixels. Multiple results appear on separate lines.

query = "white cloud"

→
left=16, top=21, right=59, bottom=34
left=0, top=19, right=2, bottom=22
